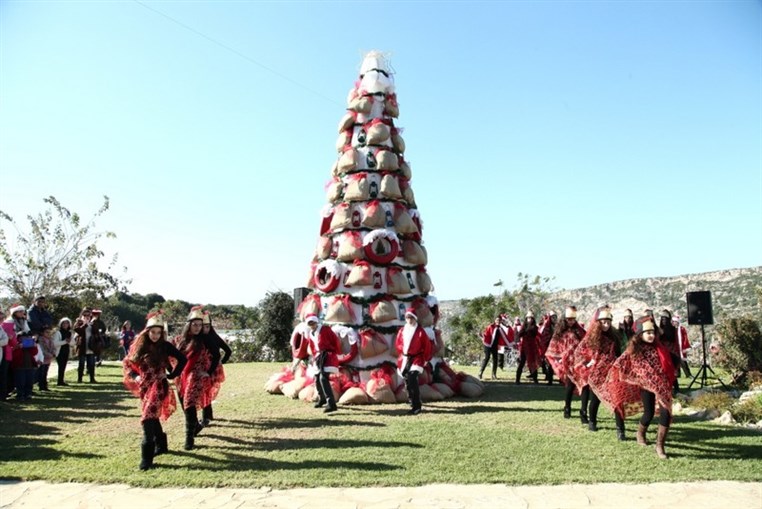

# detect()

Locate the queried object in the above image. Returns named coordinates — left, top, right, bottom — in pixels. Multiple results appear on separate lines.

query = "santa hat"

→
left=633, top=317, right=656, bottom=335
left=92, top=309, right=102, bottom=315
left=187, top=305, right=205, bottom=322
left=9, top=304, right=26, bottom=316
left=404, top=308, right=418, bottom=320
left=305, top=315, right=319, bottom=325
left=146, top=311, right=166, bottom=329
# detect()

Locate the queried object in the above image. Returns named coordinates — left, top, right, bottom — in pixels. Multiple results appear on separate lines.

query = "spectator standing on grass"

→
left=3, top=304, right=31, bottom=399
left=27, top=296, right=53, bottom=337
left=119, top=321, right=135, bottom=361
left=74, top=307, right=102, bottom=383
left=0, top=308, right=8, bottom=401
left=53, top=317, right=73, bottom=386
left=673, top=315, right=693, bottom=378
left=36, top=325, right=56, bottom=391
left=91, top=309, right=107, bottom=366
left=123, top=311, right=187, bottom=471
left=12, top=324, right=38, bottom=402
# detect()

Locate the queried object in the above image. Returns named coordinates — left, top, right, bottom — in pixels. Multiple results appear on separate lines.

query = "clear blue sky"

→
left=1, top=1, right=760, bottom=306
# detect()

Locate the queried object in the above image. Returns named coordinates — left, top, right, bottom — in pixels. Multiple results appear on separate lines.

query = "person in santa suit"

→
left=545, top=306, right=587, bottom=419
left=395, top=308, right=432, bottom=415
left=607, top=316, right=675, bottom=459
left=123, top=311, right=187, bottom=470
left=516, top=311, right=540, bottom=385
left=478, top=315, right=514, bottom=380
left=199, top=311, right=232, bottom=427
left=672, top=315, right=692, bottom=378
left=305, top=315, right=341, bottom=413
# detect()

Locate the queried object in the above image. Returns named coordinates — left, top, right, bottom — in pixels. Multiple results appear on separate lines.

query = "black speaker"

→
left=686, top=291, right=713, bottom=325
left=293, top=287, right=311, bottom=315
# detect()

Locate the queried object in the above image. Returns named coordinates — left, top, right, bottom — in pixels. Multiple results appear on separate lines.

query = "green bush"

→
left=691, top=391, right=735, bottom=413
left=732, top=394, right=762, bottom=424
left=713, top=317, right=762, bottom=384
left=746, top=371, right=762, bottom=390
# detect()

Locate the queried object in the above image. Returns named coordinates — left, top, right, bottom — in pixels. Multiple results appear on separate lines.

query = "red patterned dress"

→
left=606, top=341, right=675, bottom=417
left=518, top=327, right=541, bottom=373
left=545, top=324, right=585, bottom=383
left=571, top=331, right=640, bottom=417
left=123, top=341, right=186, bottom=422
left=176, top=337, right=221, bottom=411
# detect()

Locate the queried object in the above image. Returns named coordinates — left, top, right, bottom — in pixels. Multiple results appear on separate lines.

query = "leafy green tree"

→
left=253, top=291, right=295, bottom=362
left=0, top=195, right=128, bottom=303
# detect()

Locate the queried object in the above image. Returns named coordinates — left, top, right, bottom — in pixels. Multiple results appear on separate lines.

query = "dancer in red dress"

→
left=123, top=311, right=187, bottom=470
left=305, top=314, right=341, bottom=413
left=515, top=311, right=540, bottom=385
left=570, top=307, right=635, bottom=440
left=538, top=312, right=557, bottom=385
left=395, top=308, right=432, bottom=415
left=545, top=306, right=587, bottom=419
left=200, top=311, right=231, bottom=426
left=175, top=306, right=221, bottom=450
left=607, top=316, right=675, bottom=459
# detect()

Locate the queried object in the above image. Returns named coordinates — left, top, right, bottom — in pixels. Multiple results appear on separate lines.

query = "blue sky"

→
left=1, top=1, right=760, bottom=306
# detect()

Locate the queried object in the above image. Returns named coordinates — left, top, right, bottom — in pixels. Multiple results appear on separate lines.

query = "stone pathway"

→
left=1, top=480, right=760, bottom=508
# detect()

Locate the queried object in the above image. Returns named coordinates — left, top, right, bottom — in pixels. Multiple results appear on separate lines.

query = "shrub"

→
left=691, top=391, right=735, bottom=413
left=732, top=394, right=762, bottom=424
left=746, top=371, right=762, bottom=390
left=713, top=317, right=762, bottom=384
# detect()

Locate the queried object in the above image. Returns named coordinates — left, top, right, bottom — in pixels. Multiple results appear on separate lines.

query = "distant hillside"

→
left=439, top=266, right=762, bottom=340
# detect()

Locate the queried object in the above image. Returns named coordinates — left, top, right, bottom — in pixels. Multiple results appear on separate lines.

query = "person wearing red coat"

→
left=673, top=315, right=693, bottom=378
left=479, top=316, right=514, bottom=380
left=306, top=315, right=341, bottom=413
left=395, top=308, right=432, bottom=415
left=516, top=311, right=541, bottom=385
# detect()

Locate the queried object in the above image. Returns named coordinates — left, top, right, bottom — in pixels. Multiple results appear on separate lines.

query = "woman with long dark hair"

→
left=53, top=318, right=73, bottom=386
left=124, top=311, right=187, bottom=470
left=607, top=316, right=675, bottom=459
left=545, top=306, right=587, bottom=419
left=199, top=311, right=231, bottom=426
left=515, top=311, right=540, bottom=384
left=175, top=306, right=220, bottom=450
left=119, top=321, right=135, bottom=361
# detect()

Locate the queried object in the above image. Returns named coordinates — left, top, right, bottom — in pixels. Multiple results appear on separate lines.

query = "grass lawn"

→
left=1, top=362, right=760, bottom=488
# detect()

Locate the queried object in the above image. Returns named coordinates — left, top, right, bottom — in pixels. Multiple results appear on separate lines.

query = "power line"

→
left=132, top=0, right=342, bottom=106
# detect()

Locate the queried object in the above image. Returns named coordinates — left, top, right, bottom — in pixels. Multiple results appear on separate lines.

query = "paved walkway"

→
left=1, top=480, right=760, bottom=509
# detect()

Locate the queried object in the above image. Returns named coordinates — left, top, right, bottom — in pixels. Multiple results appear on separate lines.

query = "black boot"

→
left=140, top=441, right=155, bottom=471
left=201, top=405, right=213, bottom=426
left=515, top=371, right=521, bottom=385
left=320, top=373, right=337, bottom=413
left=184, top=408, right=198, bottom=450
left=588, top=419, right=598, bottom=432
left=314, top=379, right=327, bottom=408
left=580, top=411, right=589, bottom=424
left=616, top=426, right=626, bottom=441
left=563, top=406, right=571, bottom=419
left=531, top=371, right=539, bottom=384
left=155, top=427, right=168, bottom=456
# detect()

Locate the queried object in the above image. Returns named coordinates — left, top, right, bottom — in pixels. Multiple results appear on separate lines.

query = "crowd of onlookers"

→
left=0, top=296, right=136, bottom=402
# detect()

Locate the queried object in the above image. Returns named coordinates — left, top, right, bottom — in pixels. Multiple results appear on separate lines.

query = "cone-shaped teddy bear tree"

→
left=265, top=52, right=483, bottom=404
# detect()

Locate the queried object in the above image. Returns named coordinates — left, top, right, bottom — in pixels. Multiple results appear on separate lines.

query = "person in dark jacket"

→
left=27, top=296, right=54, bottom=337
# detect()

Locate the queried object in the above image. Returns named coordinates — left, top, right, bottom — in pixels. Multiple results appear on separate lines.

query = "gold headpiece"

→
left=146, top=311, right=166, bottom=329
left=187, top=305, right=205, bottom=322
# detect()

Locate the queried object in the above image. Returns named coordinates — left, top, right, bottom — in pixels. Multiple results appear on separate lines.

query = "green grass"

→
left=1, top=362, right=760, bottom=488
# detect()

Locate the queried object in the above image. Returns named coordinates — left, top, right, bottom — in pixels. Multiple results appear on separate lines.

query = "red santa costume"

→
left=395, top=308, right=432, bottom=415
left=606, top=316, right=675, bottom=459
left=305, top=315, right=341, bottom=412
left=478, top=317, right=514, bottom=380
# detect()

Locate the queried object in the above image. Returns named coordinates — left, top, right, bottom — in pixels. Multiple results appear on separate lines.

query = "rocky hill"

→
left=439, top=266, right=762, bottom=333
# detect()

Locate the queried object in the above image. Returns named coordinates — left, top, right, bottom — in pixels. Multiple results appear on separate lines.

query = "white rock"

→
left=714, top=410, right=736, bottom=425
left=705, top=408, right=722, bottom=420
left=739, top=389, right=762, bottom=403
left=672, top=402, right=683, bottom=414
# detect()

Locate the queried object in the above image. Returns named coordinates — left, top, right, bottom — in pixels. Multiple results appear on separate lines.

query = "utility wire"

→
left=132, top=0, right=343, bottom=107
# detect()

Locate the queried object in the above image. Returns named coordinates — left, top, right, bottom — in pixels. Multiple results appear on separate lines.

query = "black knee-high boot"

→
left=154, top=420, right=168, bottom=455
left=320, top=373, right=337, bottom=413
left=314, top=379, right=327, bottom=408
left=580, top=386, right=590, bottom=424
left=184, top=407, right=200, bottom=450
left=563, top=381, right=574, bottom=418
left=406, top=371, right=421, bottom=414
left=202, top=405, right=213, bottom=425
left=140, top=419, right=157, bottom=470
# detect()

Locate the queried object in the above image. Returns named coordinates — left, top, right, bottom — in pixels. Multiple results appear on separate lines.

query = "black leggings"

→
left=565, top=382, right=589, bottom=412
left=640, top=389, right=671, bottom=427
left=589, top=391, right=625, bottom=430
left=406, top=371, right=421, bottom=410
left=480, top=343, right=499, bottom=376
